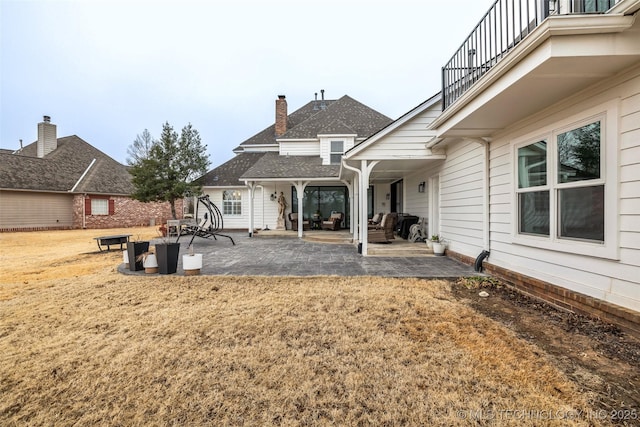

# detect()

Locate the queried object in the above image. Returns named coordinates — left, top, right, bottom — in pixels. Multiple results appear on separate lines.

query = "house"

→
left=0, top=116, right=183, bottom=231
left=197, top=93, right=392, bottom=235
left=343, top=0, right=640, bottom=334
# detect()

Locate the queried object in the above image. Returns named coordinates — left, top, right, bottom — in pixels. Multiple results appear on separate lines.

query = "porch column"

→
left=292, top=180, right=309, bottom=238
left=246, top=181, right=256, bottom=237
left=360, top=160, right=378, bottom=256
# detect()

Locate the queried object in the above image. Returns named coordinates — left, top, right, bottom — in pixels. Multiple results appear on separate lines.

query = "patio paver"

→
left=118, top=232, right=480, bottom=278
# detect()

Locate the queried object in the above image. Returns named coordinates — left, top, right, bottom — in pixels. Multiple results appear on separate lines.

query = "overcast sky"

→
left=1, top=0, right=492, bottom=167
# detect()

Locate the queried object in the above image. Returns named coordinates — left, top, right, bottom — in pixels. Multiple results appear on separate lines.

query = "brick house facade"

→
left=72, top=195, right=184, bottom=229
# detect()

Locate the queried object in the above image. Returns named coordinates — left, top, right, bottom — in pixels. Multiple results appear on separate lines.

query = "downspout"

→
left=341, top=160, right=362, bottom=244
left=465, top=137, right=492, bottom=271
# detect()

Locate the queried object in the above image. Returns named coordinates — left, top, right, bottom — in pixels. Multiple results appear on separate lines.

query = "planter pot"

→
left=127, top=241, right=149, bottom=271
left=143, top=253, right=158, bottom=274
left=426, top=240, right=434, bottom=249
left=183, top=253, right=203, bottom=276
left=433, top=242, right=446, bottom=256
left=122, top=249, right=129, bottom=269
left=156, top=243, right=180, bottom=275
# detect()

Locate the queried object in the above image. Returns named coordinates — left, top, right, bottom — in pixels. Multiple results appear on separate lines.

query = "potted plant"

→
left=127, top=237, right=149, bottom=272
left=182, top=245, right=203, bottom=276
left=155, top=239, right=180, bottom=275
left=139, top=250, right=158, bottom=274
left=432, top=235, right=447, bottom=256
left=427, top=234, right=439, bottom=250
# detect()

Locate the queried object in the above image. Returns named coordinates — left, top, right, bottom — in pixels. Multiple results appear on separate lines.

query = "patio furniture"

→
left=322, top=212, right=343, bottom=230
left=368, top=213, right=398, bottom=243
left=288, top=212, right=309, bottom=230
left=368, top=212, right=383, bottom=225
left=177, top=195, right=235, bottom=246
left=93, top=234, right=131, bottom=252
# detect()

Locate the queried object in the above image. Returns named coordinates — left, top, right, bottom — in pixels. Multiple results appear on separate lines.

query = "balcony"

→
left=442, top=0, right=622, bottom=110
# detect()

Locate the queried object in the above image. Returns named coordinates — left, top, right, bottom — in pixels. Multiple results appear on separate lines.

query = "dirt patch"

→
left=454, top=277, right=640, bottom=423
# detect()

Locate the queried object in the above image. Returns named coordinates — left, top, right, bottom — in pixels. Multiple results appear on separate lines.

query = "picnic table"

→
left=93, top=234, right=131, bottom=252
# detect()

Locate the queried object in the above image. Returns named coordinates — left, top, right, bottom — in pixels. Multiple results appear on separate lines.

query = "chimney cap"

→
left=277, top=95, right=286, bottom=100
left=43, top=115, right=51, bottom=123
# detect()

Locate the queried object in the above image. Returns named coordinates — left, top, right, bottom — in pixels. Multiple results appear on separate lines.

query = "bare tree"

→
left=126, top=129, right=155, bottom=165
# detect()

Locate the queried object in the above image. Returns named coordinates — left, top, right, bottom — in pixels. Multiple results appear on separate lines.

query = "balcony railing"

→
left=442, top=0, right=621, bottom=110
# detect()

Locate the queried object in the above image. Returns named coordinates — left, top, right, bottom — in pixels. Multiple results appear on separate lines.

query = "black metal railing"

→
left=442, top=0, right=620, bottom=110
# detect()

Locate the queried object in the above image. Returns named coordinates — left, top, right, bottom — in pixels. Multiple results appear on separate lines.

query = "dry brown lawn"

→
left=0, top=228, right=610, bottom=426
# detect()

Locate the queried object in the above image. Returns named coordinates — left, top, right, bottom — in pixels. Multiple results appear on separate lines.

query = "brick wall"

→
left=73, top=195, right=184, bottom=229
left=447, top=249, right=640, bottom=338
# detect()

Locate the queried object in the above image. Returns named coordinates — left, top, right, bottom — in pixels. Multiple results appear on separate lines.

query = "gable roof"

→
left=238, top=95, right=392, bottom=148
left=0, top=136, right=134, bottom=195
left=280, top=95, right=391, bottom=140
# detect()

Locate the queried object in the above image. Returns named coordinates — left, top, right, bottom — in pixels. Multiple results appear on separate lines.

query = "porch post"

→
left=292, top=180, right=309, bottom=238
left=360, top=161, right=368, bottom=256
left=246, top=181, right=256, bottom=237
left=360, top=160, right=379, bottom=256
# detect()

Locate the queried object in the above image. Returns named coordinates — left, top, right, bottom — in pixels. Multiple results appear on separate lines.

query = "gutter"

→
left=341, top=160, right=362, bottom=244
left=70, top=158, right=96, bottom=193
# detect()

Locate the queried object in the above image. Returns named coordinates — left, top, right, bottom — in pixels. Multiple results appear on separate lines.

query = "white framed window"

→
left=330, top=140, right=344, bottom=164
left=222, top=190, right=242, bottom=216
left=512, top=100, right=618, bottom=259
left=91, top=198, right=109, bottom=215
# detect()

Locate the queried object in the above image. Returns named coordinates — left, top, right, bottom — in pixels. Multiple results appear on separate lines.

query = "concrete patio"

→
left=119, top=231, right=480, bottom=278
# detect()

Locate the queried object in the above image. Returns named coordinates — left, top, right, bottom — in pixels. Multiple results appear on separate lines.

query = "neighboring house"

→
left=197, top=93, right=392, bottom=235
left=0, top=116, right=182, bottom=231
left=343, top=0, right=640, bottom=334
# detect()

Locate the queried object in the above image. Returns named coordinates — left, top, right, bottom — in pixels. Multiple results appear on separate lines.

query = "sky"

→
left=1, top=0, right=492, bottom=167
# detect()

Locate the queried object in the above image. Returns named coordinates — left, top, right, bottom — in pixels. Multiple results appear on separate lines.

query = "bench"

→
left=93, top=234, right=131, bottom=252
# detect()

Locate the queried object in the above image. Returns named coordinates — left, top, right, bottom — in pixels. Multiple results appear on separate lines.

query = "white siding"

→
left=488, top=70, right=640, bottom=312
left=439, top=140, right=486, bottom=258
left=279, top=141, right=320, bottom=157
left=404, top=171, right=429, bottom=219
left=352, top=105, right=440, bottom=159
left=202, top=185, right=291, bottom=231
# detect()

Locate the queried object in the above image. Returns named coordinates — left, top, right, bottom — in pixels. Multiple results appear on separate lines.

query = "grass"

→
left=0, top=228, right=607, bottom=426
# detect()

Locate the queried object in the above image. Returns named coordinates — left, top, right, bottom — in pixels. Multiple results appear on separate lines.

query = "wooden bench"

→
left=93, top=234, right=131, bottom=252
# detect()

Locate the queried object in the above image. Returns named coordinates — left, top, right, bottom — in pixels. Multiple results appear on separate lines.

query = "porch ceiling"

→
left=434, top=15, right=640, bottom=138
left=369, top=159, right=440, bottom=184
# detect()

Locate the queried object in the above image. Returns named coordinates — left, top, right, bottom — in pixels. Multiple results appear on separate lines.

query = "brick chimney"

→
left=37, top=115, right=57, bottom=158
left=275, top=95, right=287, bottom=137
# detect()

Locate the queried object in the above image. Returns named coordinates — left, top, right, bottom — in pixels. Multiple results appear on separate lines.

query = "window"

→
left=517, top=140, right=549, bottom=236
left=91, top=198, right=109, bottom=215
left=557, top=121, right=604, bottom=241
left=330, top=140, right=344, bottom=164
left=515, top=117, right=605, bottom=244
left=222, top=190, right=242, bottom=215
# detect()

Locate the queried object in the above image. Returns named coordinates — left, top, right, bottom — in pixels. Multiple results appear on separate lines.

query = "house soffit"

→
left=431, top=13, right=638, bottom=138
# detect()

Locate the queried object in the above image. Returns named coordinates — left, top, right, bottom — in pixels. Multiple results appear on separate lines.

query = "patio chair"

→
left=368, top=212, right=383, bottom=226
left=288, top=212, right=309, bottom=230
left=321, top=212, right=343, bottom=230
left=368, top=212, right=398, bottom=243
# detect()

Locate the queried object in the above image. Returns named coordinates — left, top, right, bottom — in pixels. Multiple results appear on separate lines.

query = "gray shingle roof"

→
left=240, top=152, right=340, bottom=180
left=202, top=94, right=391, bottom=185
left=280, top=95, right=391, bottom=140
left=239, top=100, right=338, bottom=146
left=0, top=136, right=134, bottom=195
left=196, top=152, right=267, bottom=186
